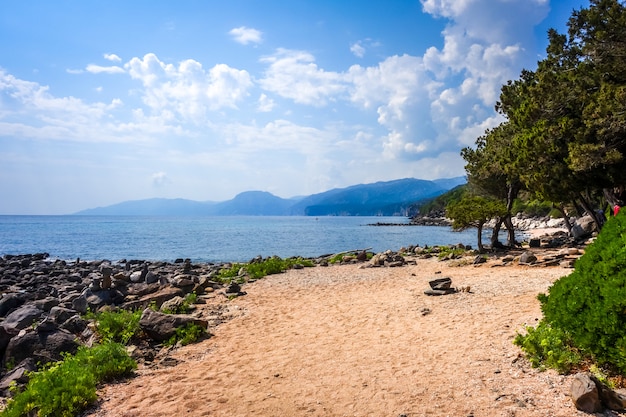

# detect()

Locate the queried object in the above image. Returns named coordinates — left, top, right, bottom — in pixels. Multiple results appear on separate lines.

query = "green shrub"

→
left=217, top=256, right=314, bottom=282
left=538, top=211, right=626, bottom=373
left=514, top=322, right=583, bottom=373
left=517, top=211, right=626, bottom=374
left=2, top=342, right=135, bottom=417
left=165, top=323, right=206, bottom=347
left=86, top=308, right=142, bottom=345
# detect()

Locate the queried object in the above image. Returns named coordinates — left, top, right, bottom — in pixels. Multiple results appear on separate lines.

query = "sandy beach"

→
left=82, top=243, right=606, bottom=417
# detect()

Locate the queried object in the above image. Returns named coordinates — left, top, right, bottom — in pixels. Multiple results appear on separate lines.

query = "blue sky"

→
left=0, top=0, right=587, bottom=214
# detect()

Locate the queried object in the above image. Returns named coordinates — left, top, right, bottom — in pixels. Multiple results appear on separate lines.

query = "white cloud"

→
left=86, top=64, right=125, bottom=74
left=257, top=94, right=275, bottom=112
left=152, top=172, right=169, bottom=187
left=0, top=70, right=130, bottom=142
left=104, top=53, right=122, bottom=62
left=229, top=26, right=263, bottom=45
left=125, top=53, right=253, bottom=119
left=350, top=42, right=366, bottom=58
left=259, top=49, right=347, bottom=106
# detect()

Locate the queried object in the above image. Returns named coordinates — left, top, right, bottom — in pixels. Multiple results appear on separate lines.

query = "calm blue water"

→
left=0, top=216, right=484, bottom=263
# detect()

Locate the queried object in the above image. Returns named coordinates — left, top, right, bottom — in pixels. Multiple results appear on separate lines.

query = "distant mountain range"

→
left=74, top=177, right=466, bottom=216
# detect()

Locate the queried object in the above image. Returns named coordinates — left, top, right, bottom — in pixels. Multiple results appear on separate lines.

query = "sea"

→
left=0, top=215, right=491, bottom=264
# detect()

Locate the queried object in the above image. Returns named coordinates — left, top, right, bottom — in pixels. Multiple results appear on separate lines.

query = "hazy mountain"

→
left=288, top=178, right=451, bottom=216
left=74, top=176, right=466, bottom=216
left=75, top=198, right=216, bottom=216
left=208, top=191, right=294, bottom=215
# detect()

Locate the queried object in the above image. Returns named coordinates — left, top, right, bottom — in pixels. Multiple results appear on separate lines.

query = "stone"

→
left=529, top=238, right=541, bottom=248
left=139, top=308, right=208, bottom=342
left=519, top=251, right=538, bottom=265
left=4, top=327, right=79, bottom=367
left=2, top=305, right=44, bottom=331
left=0, top=358, right=36, bottom=395
left=571, top=372, right=603, bottom=413
left=0, top=294, right=25, bottom=317
left=572, top=215, right=596, bottom=239
left=161, top=296, right=185, bottom=313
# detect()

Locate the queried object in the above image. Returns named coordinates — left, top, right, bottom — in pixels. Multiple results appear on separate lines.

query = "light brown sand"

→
left=87, top=254, right=592, bottom=417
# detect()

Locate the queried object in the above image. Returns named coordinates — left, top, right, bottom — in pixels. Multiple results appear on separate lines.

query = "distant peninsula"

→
left=74, top=177, right=466, bottom=217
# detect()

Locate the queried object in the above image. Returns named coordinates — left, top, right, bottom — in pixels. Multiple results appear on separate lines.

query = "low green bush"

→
left=217, top=256, right=314, bottom=282
left=516, top=211, right=626, bottom=374
left=1, top=342, right=136, bottom=417
left=86, top=308, right=142, bottom=344
left=514, top=322, right=583, bottom=373
left=165, top=323, right=206, bottom=347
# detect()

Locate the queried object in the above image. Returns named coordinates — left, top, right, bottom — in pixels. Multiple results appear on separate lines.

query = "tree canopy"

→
left=461, top=0, right=626, bottom=235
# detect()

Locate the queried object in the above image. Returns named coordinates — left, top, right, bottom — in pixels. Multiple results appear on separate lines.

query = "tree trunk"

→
left=553, top=203, right=574, bottom=234
left=503, top=182, right=521, bottom=247
left=503, top=214, right=517, bottom=246
left=490, top=217, right=503, bottom=248
left=577, top=192, right=603, bottom=231
left=477, top=222, right=484, bottom=253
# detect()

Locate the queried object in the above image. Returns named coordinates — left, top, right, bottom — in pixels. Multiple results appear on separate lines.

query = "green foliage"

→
left=417, top=184, right=467, bottom=215
left=514, top=322, right=583, bottom=373
left=447, top=195, right=508, bottom=230
left=1, top=342, right=136, bottom=417
left=86, top=308, right=142, bottom=345
left=217, top=256, right=314, bottom=282
left=538, top=211, right=626, bottom=373
left=436, top=246, right=467, bottom=260
left=165, top=323, right=206, bottom=347
left=511, top=198, right=554, bottom=217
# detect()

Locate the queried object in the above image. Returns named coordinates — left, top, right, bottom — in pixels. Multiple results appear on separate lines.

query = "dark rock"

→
left=572, top=215, right=596, bottom=239
left=3, top=305, right=45, bottom=331
left=49, top=306, right=79, bottom=326
left=139, top=308, right=208, bottom=342
left=519, top=251, right=538, bottom=265
left=571, top=372, right=603, bottom=413
left=529, top=238, right=541, bottom=248
left=0, top=294, right=26, bottom=317
left=429, top=277, right=452, bottom=290
left=0, top=358, right=36, bottom=395
left=122, top=286, right=184, bottom=311
left=4, top=327, right=79, bottom=367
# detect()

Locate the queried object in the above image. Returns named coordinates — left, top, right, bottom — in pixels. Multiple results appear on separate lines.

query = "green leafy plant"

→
left=217, top=256, right=314, bottom=282
left=516, top=212, right=626, bottom=374
left=1, top=342, right=136, bottom=417
left=514, top=322, right=583, bottom=373
left=86, top=308, right=143, bottom=344
left=165, top=323, right=206, bottom=347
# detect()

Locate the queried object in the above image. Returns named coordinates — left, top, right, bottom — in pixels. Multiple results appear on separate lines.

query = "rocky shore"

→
left=0, top=228, right=593, bottom=413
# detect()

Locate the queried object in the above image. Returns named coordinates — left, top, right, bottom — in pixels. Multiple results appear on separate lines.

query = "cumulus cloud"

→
left=86, top=64, right=125, bottom=74
left=152, top=172, right=170, bottom=187
left=125, top=53, right=253, bottom=119
left=104, top=53, right=122, bottom=62
left=350, top=42, right=366, bottom=58
left=229, top=26, right=263, bottom=45
left=258, top=49, right=347, bottom=106
left=0, top=70, right=128, bottom=142
left=257, top=94, right=275, bottom=112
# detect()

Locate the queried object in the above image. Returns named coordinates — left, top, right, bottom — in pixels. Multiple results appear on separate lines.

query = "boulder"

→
left=519, top=251, right=538, bottom=265
left=0, top=358, right=36, bottom=395
left=0, top=294, right=26, bottom=317
left=572, top=215, right=596, bottom=239
left=571, top=373, right=603, bottom=413
left=139, top=308, right=208, bottom=342
left=3, top=325, right=79, bottom=367
left=3, top=305, right=45, bottom=331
